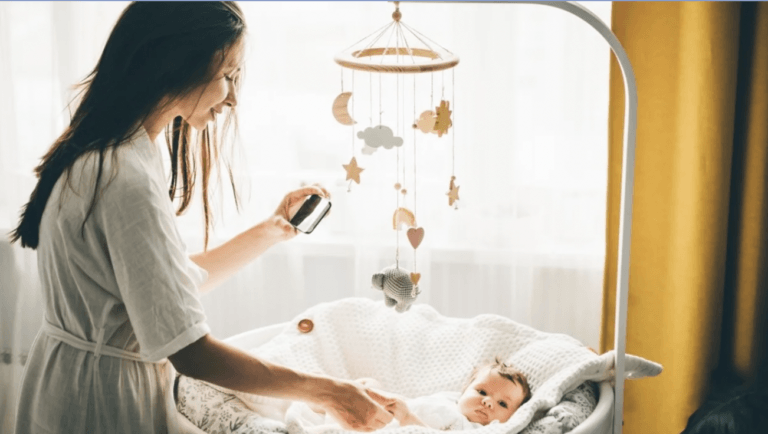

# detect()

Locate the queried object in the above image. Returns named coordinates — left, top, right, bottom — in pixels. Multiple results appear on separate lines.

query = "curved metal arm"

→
left=403, top=2, right=638, bottom=433
left=528, top=6, right=636, bottom=434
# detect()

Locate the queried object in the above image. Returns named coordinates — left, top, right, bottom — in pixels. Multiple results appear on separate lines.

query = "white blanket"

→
left=201, top=298, right=662, bottom=434
left=284, top=391, right=483, bottom=433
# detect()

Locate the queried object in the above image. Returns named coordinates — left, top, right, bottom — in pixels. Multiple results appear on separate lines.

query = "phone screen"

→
left=289, top=194, right=332, bottom=234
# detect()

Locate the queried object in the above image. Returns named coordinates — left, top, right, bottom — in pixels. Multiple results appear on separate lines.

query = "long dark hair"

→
left=9, top=1, right=246, bottom=250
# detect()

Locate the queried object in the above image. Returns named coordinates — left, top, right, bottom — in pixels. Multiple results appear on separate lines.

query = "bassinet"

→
left=177, top=298, right=660, bottom=434
left=221, top=322, right=615, bottom=434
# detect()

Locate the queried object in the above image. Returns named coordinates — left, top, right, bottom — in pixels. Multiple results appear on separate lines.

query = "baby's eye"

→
left=499, top=401, right=508, bottom=409
left=477, top=389, right=486, bottom=396
left=224, top=74, right=234, bottom=82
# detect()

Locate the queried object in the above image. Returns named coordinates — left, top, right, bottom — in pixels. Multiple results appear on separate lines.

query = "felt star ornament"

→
left=447, top=176, right=460, bottom=206
left=433, top=100, right=453, bottom=137
left=343, top=157, right=364, bottom=184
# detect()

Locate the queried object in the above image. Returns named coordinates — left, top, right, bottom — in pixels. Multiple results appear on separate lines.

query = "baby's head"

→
left=458, top=358, right=532, bottom=425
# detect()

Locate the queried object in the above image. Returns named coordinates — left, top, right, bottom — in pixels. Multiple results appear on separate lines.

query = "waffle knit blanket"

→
left=188, top=297, right=662, bottom=434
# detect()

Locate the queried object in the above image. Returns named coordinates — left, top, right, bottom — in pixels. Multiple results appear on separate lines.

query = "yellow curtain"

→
left=601, top=2, right=768, bottom=433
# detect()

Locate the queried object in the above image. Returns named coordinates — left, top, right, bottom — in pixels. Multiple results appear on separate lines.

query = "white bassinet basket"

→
left=177, top=298, right=660, bottom=434
left=222, top=321, right=616, bottom=434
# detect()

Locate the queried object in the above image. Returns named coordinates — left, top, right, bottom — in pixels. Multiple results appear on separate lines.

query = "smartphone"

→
left=289, top=194, right=332, bottom=234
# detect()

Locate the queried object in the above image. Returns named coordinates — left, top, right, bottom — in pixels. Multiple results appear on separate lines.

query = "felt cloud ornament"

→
left=357, top=126, right=404, bottom=150
left=372, top=265, right=420, bottom=313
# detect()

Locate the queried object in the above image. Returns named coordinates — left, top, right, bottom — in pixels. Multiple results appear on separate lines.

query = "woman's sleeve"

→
left=97, top=171, right=211, bottom=362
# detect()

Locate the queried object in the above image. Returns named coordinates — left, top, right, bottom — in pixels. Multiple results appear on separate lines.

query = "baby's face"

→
left=457, top=368, right=525, bottom=425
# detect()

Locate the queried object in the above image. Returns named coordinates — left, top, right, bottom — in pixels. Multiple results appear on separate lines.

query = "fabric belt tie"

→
left=41, top=319, right=164, bottom=363
left=40, top=319, right=184, bottom=433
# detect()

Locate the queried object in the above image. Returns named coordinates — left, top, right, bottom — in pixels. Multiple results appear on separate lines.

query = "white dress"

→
left=400, top=392, right=486, bottom=431
left=14, top=127, right=210, bottom=433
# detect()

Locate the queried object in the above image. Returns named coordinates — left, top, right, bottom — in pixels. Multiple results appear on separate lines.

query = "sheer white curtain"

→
left=0, top=2, right=611, bottom=430
left=0, top=2, right=131, bottom=431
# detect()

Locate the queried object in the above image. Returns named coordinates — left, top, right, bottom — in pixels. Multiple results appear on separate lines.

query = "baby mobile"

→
left=331, top=2, right=460, bottom=312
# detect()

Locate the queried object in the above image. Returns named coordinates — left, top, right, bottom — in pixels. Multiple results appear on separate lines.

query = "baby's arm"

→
left=367, top=389, right=427, bottom=427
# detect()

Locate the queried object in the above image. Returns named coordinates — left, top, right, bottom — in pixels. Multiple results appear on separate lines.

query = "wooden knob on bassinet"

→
left=298, top=319, right=314, bottom=333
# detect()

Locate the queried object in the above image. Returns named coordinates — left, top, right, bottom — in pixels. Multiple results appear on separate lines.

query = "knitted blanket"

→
left=180, top=297, right=661, bottom=434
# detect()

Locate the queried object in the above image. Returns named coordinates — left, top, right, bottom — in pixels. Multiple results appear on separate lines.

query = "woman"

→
left=9, top=2, right=393, bottom=433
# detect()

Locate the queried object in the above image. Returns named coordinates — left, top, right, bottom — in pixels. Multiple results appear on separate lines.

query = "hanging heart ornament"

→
left=410, top=272, right=421, bottom=285
left=407, top=227, right=425, bottom=249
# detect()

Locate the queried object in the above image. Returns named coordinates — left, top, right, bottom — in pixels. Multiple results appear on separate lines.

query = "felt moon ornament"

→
left=393, top=207, right=417, bottom=230
left=332, top=92, right=356, bottom=125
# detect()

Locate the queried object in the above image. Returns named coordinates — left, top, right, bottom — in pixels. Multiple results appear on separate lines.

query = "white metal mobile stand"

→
left=224, top=2, right=637, bottom=433
left=403, top=2, right=638, bottom=433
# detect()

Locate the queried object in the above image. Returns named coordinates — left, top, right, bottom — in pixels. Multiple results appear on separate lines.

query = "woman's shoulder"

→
left=70, top=129, right=166, bottom=200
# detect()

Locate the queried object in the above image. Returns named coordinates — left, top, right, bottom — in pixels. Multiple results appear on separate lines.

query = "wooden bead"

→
left=297, top=319, right=314, bottom=333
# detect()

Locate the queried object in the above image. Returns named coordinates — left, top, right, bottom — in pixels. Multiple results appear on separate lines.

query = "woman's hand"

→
left=172, top=338, right=391, bottom=432
left=312, top=379, right=394, bottom=432
left=366, top=389, right=425, bottom=427
left=262, top=185, right=330, bottom=243
left=387, top=398, right=411, bottom=422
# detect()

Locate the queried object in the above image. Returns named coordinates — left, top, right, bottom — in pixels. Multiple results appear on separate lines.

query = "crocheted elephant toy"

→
left=372, top=265, right=420, bottom=313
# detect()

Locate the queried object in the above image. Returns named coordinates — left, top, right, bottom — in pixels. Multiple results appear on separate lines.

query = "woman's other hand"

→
left=313, top=379, right=394, bottom=431
left=262, top=185, right=330, bottom=242
left=274, top=185, right=330, bottom=222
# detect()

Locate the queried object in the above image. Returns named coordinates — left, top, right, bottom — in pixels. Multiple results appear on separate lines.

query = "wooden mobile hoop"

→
left=334, top=1, right=459, bottom=74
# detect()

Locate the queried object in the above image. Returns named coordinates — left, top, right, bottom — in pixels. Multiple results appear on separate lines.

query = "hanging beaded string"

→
left=396, top=141, right=401, bottom=266
left=399, top=1, right=408, bottom=200
left=431, top=72, right=434, bottom=109
left=441, top=69, right=446, bottom=101
left=347, top=70, right=356, bottom=192
left=396, top=22, right=401, bottom=146
left=452, top=67, right=457, bottom=209
left=379, top=72, right=382, bottom=125
left=411, top=73, right=418, bottom=296
left=401, top=83, right=407, bottom=219
left=369, top=70, right=373, bottom=126
left=394, top=12, right=411, bottom=270
left=413, top=73, right=419, bottom=278
left=402, top=71, right=407, bottom=202
left=395, top=52, right=401, bottom=268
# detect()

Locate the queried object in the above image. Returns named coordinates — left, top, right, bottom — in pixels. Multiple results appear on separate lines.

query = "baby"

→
left=373, top=357, right=532, bottom=430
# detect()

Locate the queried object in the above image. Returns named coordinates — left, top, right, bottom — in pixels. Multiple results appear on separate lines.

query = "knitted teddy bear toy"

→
left=372, top=265, right=420, bottom=312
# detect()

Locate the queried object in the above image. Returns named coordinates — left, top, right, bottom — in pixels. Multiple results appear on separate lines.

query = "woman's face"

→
left=178, top=37, right=244, bottom=131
